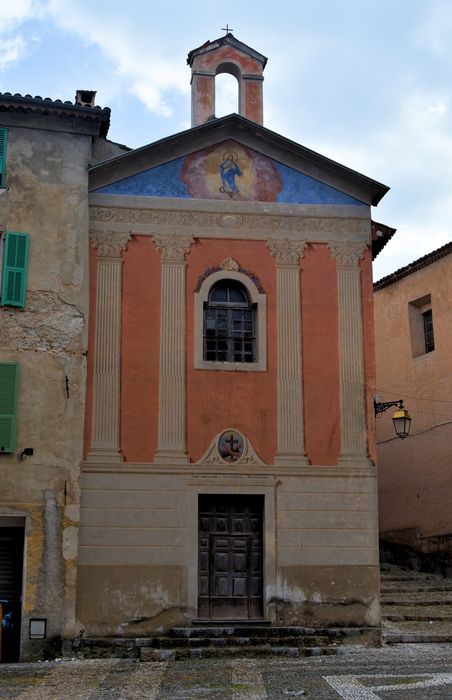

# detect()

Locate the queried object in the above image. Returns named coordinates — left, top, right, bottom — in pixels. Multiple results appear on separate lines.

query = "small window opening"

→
left=422, top=309, right=434, bottom=353
left=408, top=294, right=435, bottom=357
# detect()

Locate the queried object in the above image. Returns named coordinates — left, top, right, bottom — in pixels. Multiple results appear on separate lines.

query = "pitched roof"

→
left=187, top=33, right=267, bottom=69
left=0, top=92, right=111, bottom=137
left=374, top=241, right=452, bottom=291
left=372, top=220, right=396, bottom=260
left=89, top=113, right=389, bottom=206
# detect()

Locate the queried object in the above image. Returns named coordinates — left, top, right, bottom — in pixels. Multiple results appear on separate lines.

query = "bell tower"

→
left=187, top=33, right=267, bottom=127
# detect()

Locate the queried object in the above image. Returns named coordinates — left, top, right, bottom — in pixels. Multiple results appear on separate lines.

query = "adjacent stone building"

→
left=0, top=91, right=125, bottom=661
left=374, top=243, right=452, bottom=575
left=1, top=33, right=394, bottom=660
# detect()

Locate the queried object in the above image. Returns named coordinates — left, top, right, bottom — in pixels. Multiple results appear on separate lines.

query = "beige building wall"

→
left=0, top=101, right=123, bottom=660
left=374, top=248, right=452, bottom=567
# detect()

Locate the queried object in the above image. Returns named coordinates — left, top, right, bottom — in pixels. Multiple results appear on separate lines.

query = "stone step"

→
left=383, top=619, right=452, bottom=644
left=381, top=604, right=452, bottom=621
left=167, top=625, right=340, bottom=639
left=65, top=625, right=381, bottom=660
left=380, top=582, right=452, bottom=593
left=140, top=644, right=342, bottom=662
left=381, top=592, right=452, bottom=605
left=146, top=635, right=332, bottom=649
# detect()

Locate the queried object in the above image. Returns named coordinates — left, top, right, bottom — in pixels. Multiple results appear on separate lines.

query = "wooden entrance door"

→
left=198, top=495, right=263, bottom=619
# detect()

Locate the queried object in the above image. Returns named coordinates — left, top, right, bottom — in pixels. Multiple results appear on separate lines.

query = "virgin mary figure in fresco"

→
left=219, top=151, right=241, bottom=197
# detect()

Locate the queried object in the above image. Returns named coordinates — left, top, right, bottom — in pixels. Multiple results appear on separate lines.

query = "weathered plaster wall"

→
left=374, top=253, right=452, bottom=549
left=0, top=125, right=95, bottom=659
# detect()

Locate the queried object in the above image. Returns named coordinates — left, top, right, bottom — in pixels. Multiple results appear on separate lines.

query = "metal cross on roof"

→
left=221, top=24, right=234, bottom=34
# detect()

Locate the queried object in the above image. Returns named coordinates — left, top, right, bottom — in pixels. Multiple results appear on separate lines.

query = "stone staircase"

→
left=66, top=565, right=452, bottom=661
left=381, top=563, right=452, bottom=644
left=67, top=625, right=380, bottom=662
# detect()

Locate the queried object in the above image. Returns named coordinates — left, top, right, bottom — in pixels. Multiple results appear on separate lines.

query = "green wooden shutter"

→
left=0, top=128, right=7, bottom=188
left=0, top=362, right=19, bottom=453
left=1, top=232, right=29, bottom=307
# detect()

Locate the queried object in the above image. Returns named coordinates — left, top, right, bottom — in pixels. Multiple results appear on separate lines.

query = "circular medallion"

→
left=218, top=430, right=244, bottom=463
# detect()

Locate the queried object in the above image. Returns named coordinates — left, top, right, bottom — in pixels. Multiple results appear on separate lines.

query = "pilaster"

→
left=153, top=234, right=193, bottom=464
left=87, top=231, right=130, bottom=463
left=328, top=241, right=370, bottom=465
left=267, top=239, right=308, bottom=466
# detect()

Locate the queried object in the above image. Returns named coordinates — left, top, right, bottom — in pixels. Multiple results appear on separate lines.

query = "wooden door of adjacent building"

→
left=198, top=495, right=263, bottom=619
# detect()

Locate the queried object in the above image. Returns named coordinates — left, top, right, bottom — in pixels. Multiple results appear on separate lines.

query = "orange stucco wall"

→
left=186, top=238, right=277, bottom=463
left=196, top=45, right=262, bottom=75
left=84, top=236, right=375, bottom=468
left=301, top=244, right=340, bottom=465
left=120, top=237, right=161, bottom=462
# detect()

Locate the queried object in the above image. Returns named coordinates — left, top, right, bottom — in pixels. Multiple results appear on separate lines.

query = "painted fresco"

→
left=95, top=140, right=365, bottom=205
left=180, top=141, right=282, bottom=200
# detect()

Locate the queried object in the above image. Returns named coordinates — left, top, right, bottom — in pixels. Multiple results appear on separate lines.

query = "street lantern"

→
left=374, top=398, right=412, bottom=439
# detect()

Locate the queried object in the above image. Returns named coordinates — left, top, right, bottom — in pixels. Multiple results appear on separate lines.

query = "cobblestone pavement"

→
left=0, top=644, right=451, bottom=699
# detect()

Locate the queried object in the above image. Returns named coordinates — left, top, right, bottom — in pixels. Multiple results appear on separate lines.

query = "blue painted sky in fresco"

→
left=1, top=1, right=452, bottom=277
left=96, top=152, right=364, bottom=205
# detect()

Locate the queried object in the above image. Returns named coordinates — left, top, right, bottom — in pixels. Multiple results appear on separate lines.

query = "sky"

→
left=1, top=0, right=451, bottom=281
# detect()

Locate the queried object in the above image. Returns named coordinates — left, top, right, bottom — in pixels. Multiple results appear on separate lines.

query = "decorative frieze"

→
left=87, top=232, right=130, bottom=463
left=268, top=238, right=308, bottom=466
left=154, top=234, right=193, bottom=463
left=329, top=240, right=370, bottom=464
left=90, top=205, right=370, bottom=238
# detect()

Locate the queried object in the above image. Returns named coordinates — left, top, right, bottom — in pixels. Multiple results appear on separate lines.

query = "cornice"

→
left=89, top=203, right=371, bottom=242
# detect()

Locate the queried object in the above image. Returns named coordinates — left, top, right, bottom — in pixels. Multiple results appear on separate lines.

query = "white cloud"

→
left=0, top=1, right=41, bottom=31
left=44, top=0, right=189, bottom=116
left=0, top=36, right=27, bottom=70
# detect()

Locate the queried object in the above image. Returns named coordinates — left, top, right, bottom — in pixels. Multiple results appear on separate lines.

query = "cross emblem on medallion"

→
left=218, top=430, right=244, bottom=462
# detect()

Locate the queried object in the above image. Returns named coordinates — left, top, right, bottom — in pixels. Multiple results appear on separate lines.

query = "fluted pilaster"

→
left=154, top=234, right=193, bottom=464
left=328, top=241, right=370, bottom=465
left=267, top=239, right=308, bottom=466
left=87, top=231, right=130, bottom=463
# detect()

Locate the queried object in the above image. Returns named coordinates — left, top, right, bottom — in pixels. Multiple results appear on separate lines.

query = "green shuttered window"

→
left=0, top=362, right=19, bottom=453
left=1, top=232, right=29, bottom=307
left=0, top=128, right=7, bottom=188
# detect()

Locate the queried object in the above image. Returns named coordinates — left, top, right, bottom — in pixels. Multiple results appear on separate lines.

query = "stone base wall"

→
left=76, top=464, right=380, bottom=635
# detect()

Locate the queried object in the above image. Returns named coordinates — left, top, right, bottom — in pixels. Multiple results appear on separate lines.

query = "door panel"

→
left=198, top=495, right=263, bottom=619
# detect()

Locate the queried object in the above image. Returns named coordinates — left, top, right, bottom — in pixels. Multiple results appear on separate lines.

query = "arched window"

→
left=204, top=280, right=255, bottom=362
left=195, top=269, right=266, bottom=372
